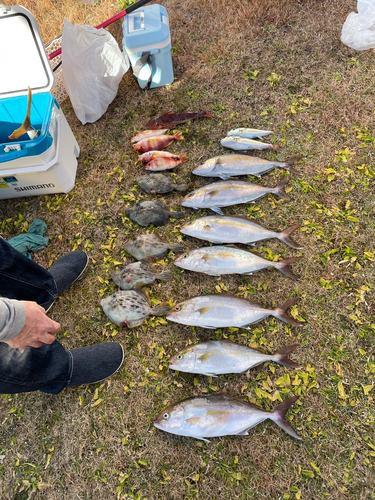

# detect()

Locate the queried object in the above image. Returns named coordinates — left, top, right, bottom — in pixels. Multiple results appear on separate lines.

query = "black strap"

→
left=132, top=51, right=152, bottom=90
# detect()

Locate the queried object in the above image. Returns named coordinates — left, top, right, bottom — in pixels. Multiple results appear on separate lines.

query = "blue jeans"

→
left=0, top=237, right=71, bottom=394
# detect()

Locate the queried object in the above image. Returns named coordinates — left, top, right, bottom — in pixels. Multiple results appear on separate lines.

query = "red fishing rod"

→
left=48, top=0, right=152, bottom=62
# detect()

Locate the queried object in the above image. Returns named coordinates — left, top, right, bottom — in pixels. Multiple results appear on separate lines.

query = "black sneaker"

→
left=67, top=342, right=124, bottom=387
left=48, top=250, right=88, bottom=296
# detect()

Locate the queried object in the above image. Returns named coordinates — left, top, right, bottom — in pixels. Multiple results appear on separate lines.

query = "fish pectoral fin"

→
left=126, top=318, right=145, bottom=328
left=211, top=207, right=224, bottom=215
left=186, top=417, right=201, bottom=425
left=235, top=429, right=250, bottom=436
left=198, top=307, right=211, bottom=315
left=193, top=436, right=210, bottom=443
left=197, top=353, right=211, bottom=362
left=201, top=253, right=212, bottom=262
left=203, top=224, right=211, bottom=231
left=208, top=190, right=221, bottom=198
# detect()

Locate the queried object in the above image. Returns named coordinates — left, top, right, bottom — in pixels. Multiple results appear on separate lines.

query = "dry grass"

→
left=1, top=0, right=375, bottom=499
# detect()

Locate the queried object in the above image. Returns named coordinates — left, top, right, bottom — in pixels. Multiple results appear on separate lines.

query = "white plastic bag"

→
left=341, top=0, right=375, bottom=50
left=62, top=19, right=130, bottom=124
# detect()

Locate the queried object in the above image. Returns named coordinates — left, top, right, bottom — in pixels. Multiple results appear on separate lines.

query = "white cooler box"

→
left=0, top=4, right=80, bottom=199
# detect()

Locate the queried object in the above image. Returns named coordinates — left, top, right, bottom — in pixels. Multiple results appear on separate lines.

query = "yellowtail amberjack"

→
left=181, top=178, right=290, bottom=215
left=174, top=245, right=300, bottom=279
left=180, top=215, right=302, bottom=249
left=193, top=155, right=301, bottom=179
left=169, top=340, right=300, bottom=376
left=166, top=293, right=302, bottom=329
left=154, top=394, right=301, bottom=441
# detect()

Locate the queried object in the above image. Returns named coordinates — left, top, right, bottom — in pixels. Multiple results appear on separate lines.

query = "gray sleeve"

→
left=0, top=299, right=27, bottom=342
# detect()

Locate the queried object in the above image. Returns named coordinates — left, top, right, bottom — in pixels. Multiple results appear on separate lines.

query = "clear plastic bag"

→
left=61, top=19, right=130, bottom=124
left=341, top=0, right=375, bottom=50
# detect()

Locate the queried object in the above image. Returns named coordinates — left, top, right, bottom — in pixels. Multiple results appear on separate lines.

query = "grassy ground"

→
left=1, top=0, right=375, bottom=498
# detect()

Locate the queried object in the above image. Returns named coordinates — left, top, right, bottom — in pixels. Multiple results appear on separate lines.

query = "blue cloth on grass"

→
left=7, top=219, right=49, bottom=259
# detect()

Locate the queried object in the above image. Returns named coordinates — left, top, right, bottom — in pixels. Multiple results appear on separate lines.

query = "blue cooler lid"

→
left=0, top=4, right=54, bottom=98
left=124, top=4, right=171, bottom=54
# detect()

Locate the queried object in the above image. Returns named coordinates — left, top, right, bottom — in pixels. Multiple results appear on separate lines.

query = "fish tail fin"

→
left=8, top=87, right=34, bottom=139
left=274, top=344, right=300, bottom=368
left=170, top=243, right=184, bottom=253
left=152, top=304, right=170, bottom=316
left=274, top=176, right=290, bottom=200
left=272, top=297, right=302, bottom=327
left=179, top=153, right=188, bottom=163
left=271, top=396, right=301, bottom=439
left=174, top=183, right=188, bottom=192
left=174, top=132, right=185, bottom=141
left=278, top=224, right=302, bottom=249
left=283, top=157, right=302, bottom=175
left=203, top=112, right=212, bottom=118
left=274, top=257, right=300, bottom=280
left=158, top=269, right=172, bottom=281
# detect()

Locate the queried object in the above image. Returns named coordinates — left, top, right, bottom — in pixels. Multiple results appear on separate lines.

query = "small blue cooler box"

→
left=122, top=4, right=174, bottom=90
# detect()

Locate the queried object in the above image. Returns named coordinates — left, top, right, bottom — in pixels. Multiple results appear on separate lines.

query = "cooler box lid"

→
left=0, top=4, right=54, bottom=99
left=123, top=4, right=171, bottom=53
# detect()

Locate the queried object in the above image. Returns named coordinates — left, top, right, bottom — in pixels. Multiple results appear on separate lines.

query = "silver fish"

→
left=124, top=232, right=184, bottom=261
left=154, top=394, right=301, bottom=441
left=166, top=293, right=302, bottom=329
left=193, top=155, right=300, bottom=179
left=169, top=341, right=299, bottom=376
left=174, top=245, right=300, bottom=279
left=221, top=136, right=279, bottom=151
left=180, top=215, right=302, bottom=249
left=101, top=290, right=169, bottom=328
left=227, top=128, right=274, bottom=139
left=111, top=261, right=172, bottom=290
left=181, top=178, right=289, bottom=215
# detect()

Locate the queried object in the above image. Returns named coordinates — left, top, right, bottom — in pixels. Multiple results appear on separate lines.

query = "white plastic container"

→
left=122, top=4, right=174, bottom=90
left=0, top=4, right=80, bottom=199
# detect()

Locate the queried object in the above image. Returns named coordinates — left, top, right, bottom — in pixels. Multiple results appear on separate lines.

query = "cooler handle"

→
left=132, top=51, right=153, bottom=91
left=2, top=143, right=27, bottom=161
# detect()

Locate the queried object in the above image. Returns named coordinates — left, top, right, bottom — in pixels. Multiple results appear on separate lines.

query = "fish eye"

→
left=163, top=413, right=169, bottom=420
left=174, top=306, right=181, bottom=312
left=177, top=354, right=183, bottom=360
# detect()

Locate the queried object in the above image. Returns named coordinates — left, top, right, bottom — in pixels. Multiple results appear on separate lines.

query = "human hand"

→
left=5, top=301, right=61, bottom=350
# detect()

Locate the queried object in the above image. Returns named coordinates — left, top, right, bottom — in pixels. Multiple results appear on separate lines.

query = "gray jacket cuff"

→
left=0, top=299, right=27, bottom=342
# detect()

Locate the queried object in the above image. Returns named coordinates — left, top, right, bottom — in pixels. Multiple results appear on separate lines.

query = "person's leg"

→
left=0, top=237, right=88, bottom=309
left=0, top=236, right=57, bottom=307
left=0, top=340, right=124, bottom=394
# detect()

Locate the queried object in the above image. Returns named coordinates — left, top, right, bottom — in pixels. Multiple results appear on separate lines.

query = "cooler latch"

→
left=4, top=144, right=21, bottom=152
